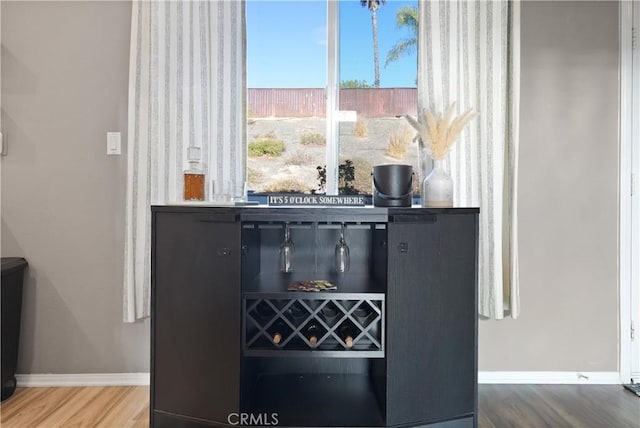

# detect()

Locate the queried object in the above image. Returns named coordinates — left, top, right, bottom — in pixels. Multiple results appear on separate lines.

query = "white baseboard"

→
left=15, top=371, right=621, bottom=387
left=478, top=371, right=621, bottom=384
left=15, top=373, right=150, bottom=387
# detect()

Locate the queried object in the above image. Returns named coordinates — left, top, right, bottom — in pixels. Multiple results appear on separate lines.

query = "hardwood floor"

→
left=0, top=385, right=638, bottom=427
left=0, top=387, right=149, bottom=428
left=478, top=385, right=640, bottom=428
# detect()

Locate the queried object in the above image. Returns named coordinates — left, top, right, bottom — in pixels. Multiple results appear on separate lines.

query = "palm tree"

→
left=385, top=6, right=418, bottom=68
left=360, top=0, right=386, bottom=88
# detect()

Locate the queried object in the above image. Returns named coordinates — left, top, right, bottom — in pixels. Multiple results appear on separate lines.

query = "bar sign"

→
left=268, top=194, right=366, bottom=206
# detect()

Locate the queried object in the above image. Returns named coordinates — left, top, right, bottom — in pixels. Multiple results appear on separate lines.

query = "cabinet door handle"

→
left=218, top=248, right=232, bottom=257
left=194, top=213, right=239, bottom=223
left=390, top=214, right=437, bottom=223
left=398, top=242, right=409, bottom=253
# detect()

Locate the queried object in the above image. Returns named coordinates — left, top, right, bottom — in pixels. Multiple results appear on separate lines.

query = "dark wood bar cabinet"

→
left=150, top=206, right=479, bottom=428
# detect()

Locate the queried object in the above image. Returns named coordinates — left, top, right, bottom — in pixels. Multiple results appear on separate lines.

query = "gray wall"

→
left=1, top=1, right=149, bottom=374
left=479, top=1, right=619, bottom=371
left=1, top=0, right=620, bottom=374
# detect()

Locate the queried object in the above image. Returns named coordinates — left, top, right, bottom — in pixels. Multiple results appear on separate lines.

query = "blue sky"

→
left=246, top=0, right=418, bottom=88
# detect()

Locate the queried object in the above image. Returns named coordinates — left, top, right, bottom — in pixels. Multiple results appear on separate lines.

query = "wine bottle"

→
left=340, top=323, right=355, bottom=348
left=268, top=320, right=288, bottom=346
left=254, top=301, right=275, bottom=321
left=353, top=306, right=372, bottom=323
left=287, top=304, right=307, bottom=326
left=320, top=305, right=338, bottom=324
left=305, top=323, right=321, bottom=347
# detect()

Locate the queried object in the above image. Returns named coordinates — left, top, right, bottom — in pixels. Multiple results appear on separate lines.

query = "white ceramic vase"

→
left=421, top=160, right=453, bottom=208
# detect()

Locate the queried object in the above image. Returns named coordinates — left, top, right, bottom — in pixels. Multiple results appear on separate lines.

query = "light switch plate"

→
left=107, top=132, right=121, bottom=155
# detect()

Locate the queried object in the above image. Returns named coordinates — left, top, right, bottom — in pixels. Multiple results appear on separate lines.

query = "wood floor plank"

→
left=534, top=385, right=640, bottom=428
left=476, top=408, right=498, bottom=428
left=14, top=387, right=103, bottom=428
left=95, top=386, right=148, bottom=428
left=129, top=404, right=151, bottom=428
left=0, top=385, right=638, bottom=427
left=1, top=387, right=88, bottom=428
left=57, top=387, right=132, bottom=428
left=480, top=385, right=574, bottom=427
left=0, top=388, right=50, bottom=422
left=478, top=384, right=640, bottom=428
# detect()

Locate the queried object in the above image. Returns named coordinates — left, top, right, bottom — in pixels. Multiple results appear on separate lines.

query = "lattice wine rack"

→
left=243, top=295, right=385, bottom=358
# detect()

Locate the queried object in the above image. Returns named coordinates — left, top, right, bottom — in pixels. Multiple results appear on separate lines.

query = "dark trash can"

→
left=1, top=257, right=28, bottom=401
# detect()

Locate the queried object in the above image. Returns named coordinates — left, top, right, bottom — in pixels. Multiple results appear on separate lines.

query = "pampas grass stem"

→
left=405, top=102, right=478, bottom=160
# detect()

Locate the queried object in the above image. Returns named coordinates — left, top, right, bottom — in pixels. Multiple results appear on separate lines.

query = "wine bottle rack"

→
left=242, top=294, right=385, bottom=358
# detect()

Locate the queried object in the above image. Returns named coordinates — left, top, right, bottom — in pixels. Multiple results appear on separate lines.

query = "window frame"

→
left=325, top=0, right=340, bottom=195
left=246, top=0, right=419, bottom=197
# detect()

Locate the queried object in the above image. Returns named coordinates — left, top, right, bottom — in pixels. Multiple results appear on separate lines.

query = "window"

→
left=246, top=0, right=418, bottom=195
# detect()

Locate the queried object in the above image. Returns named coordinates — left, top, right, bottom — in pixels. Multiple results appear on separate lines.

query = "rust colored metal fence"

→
left=248, top=88, right=326, bottom=118
left=248, top=88, right=417, bottom=118
left=339, top=88, right=417, bottom=118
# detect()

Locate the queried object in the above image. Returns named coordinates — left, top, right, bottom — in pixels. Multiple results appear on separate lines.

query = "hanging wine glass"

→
left=279, top=223, right=294, bottom=273
left=335, top=223, right=350, bottom=273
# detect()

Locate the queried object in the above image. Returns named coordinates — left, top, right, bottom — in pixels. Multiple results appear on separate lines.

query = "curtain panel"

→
left=418, top=0, right=520, bottom=319
left=124, top=0, right=246, bottom=322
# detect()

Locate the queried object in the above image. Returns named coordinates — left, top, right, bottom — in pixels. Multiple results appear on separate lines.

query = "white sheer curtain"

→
left=418, top=0, right=520, bottom=319
left=124, top=0, right=246, bottom=322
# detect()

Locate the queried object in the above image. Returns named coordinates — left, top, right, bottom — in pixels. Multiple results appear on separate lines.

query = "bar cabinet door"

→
left=386, top=213, right=478, bottom=426
left=152, top=210, right=240, bottom=424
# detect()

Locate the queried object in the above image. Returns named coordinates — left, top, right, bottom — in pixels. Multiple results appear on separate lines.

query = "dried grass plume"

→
left=405, top=102, right=478, bottom=160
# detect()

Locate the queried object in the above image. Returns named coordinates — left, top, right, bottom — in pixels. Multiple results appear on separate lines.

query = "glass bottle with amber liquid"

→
left=184, top=147, right=205, bottom=201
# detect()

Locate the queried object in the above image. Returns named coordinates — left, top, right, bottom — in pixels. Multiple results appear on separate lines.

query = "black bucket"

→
left=372, top=164, right=413, bottom=207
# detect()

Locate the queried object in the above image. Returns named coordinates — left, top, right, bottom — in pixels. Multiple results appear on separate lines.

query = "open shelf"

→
left=243, top=271, right=386, bottom=294
left=246, top=373, right=384, bottom=427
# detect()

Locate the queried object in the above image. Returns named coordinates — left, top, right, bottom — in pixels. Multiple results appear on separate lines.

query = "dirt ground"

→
left=247, top=116, right=422, bottom=194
